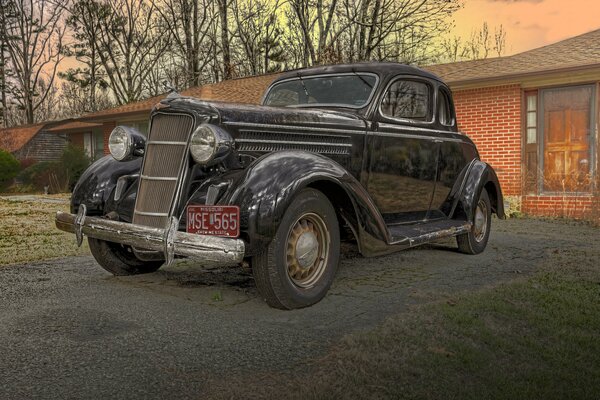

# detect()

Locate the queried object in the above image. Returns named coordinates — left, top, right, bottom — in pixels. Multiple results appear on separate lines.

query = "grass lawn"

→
left=0, top=195, right=89, bottom=265
left=287, top=260, right=600, bottom=399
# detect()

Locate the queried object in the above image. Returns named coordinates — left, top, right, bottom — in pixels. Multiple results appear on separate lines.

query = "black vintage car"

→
left=56, top=62, right=505, bottom=309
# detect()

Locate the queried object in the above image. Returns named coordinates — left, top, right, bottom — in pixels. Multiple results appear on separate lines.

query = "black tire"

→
left=88, top=238, right=163, bottom=276
left=457, top=188, right=491, bottom=255
left=252, top=188, right=340, bottom=309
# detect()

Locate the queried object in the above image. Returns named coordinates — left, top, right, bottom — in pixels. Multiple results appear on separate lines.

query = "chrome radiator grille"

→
left=236, top=130, right=352, bottom=155
left=132, top=113, right=194, bottom=228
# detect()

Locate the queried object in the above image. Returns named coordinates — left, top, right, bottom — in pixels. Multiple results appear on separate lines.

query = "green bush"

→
left=16, top=145, right=90, bottom=193
left=0, top=149, right=20, bottom=190
left=18, top=161, right=56, bottom=189
left=60, top=144, right=90, bottom=190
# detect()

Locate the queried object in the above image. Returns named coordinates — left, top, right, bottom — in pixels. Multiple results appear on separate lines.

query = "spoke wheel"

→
left=457, top=188, right=492, bottom=255
left=286, top=213, right=329, bottom=288
left=473, top=199, right=488, bottom=243
left=252, top=188, right=340, bottom=310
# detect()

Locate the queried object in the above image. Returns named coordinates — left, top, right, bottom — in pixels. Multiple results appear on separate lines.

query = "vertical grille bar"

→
left=133, top=113, right=194, bottom=228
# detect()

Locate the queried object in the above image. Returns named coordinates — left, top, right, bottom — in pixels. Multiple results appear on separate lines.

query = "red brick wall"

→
left=452, top=85, right=522, bottom=196
left=522, top=195, right=598, bottom=222
left=102, top=121, right=116, bottom=155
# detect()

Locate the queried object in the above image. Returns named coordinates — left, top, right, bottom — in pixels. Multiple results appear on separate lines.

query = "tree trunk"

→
left=217, top=0, right=231, bottom=80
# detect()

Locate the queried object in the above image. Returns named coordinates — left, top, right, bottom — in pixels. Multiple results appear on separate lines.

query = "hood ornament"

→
left=163, top=80, right=180, bottom=98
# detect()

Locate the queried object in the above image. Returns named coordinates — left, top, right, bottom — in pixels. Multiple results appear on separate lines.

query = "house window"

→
left=126, top=120, right=149, bottom=136
left=83, top=130, right=105, bottom=161
left=526, top=94, right=537, bottom=143
left=523, top=91, right=539, bottom=194
left=540, top=85, right=594, bottom=193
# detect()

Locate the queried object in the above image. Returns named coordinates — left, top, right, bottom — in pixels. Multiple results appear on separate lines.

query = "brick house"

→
left=1, top=29, right=599, bottom=220
left=425, top=29, right=600, bottom=220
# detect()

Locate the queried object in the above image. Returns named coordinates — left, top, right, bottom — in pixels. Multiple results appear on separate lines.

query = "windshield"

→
left=263, top=73, right=378, bottom=108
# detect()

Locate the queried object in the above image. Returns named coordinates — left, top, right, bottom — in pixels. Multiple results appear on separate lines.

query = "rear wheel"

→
left=252, top=188, right=340, bottom=309
left=88, top=238, right=163, bottom=276
left=457, top=188, right=491, bottom=255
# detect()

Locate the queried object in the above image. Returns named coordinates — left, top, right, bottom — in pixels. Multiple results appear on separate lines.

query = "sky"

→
left=451, top=0, right=600, bottom=55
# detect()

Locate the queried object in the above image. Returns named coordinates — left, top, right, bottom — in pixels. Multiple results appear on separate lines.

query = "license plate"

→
left=186, top=205, right=240, bottom=237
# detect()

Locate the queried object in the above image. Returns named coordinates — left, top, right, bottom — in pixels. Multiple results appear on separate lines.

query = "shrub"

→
left=60, top=144, right=90, bottom=190
left=0, top=149, right=20, bottom=190
left=19, top=157, right=37, bottom=171
left=18, top=161, right=58, bottom=191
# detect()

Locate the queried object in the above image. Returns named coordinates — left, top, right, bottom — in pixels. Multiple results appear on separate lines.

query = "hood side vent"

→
left=236, top=130, right=352, bottom=156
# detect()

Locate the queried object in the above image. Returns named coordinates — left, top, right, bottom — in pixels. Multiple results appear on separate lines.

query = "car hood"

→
left=160, top=97, right=368, bottom=132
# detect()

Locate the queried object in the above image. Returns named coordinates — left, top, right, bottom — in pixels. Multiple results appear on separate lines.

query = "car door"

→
left=366, top=77, right=439, bottom=224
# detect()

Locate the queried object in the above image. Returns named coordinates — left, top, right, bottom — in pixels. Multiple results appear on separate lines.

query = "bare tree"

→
left=438, top=22, right=509, bottom=63
left=217, top=0, right=233, bottom=79
left=0, top=9, right=9, bottom=127
left=494, top=24, right=506, bottom=57
left=231, top=0, right=286, bottom=75
left=0, top=0, right=66, bottom=124
left=288, top=0, right=342, bottom=66
left=60, top=0, right=110, bottom=112
left=153, top=0, right=215, bottom=88
left=95, top=0, right=169, bottom=104
left=60, top=79, right=113, bottom=117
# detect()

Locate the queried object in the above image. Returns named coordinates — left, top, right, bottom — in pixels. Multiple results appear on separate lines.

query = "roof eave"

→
left=447, top=63, right=600, bottom=90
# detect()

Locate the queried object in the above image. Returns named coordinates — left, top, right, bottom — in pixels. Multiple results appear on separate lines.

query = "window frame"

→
left=261, top=72, right=380, bottom=110
left=525, top=84, right=597, bottom=196
left=437, top=87, right=455, bottom=127
left=377, top=76, right=434, bottom=126
left=539, top=84, right=597, bottom=195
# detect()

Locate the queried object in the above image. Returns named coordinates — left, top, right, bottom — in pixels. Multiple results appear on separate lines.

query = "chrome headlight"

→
left=189, top=124, right=232, bottom=165
left=108, top=126, right=145, bottom=161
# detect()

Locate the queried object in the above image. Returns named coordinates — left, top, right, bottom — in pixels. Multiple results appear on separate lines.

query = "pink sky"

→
left=452, top=0, right=600, bottom=55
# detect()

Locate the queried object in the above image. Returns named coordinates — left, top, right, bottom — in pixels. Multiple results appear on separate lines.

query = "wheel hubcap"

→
left=286, top=213, right=329, bottom=288
left=473, top=200, right=488, bottom=243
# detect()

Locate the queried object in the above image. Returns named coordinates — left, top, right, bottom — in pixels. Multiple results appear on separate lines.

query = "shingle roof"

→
left=81, top=73, right=280, bottom=120
left=424, top=28, right=600, bottom=84
left=0, top=123, right=46, bottom=153
left=45, top=120, right=103, bottom=132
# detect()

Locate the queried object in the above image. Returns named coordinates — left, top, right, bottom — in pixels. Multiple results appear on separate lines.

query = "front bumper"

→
left=55, top=208, right=245, bottom=267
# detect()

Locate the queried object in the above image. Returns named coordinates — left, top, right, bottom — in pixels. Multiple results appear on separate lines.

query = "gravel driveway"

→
left=1, top=218, right=597, bottom=399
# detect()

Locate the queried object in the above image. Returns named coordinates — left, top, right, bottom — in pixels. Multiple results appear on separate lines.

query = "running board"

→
left=389, top=219, right=472, bottom=247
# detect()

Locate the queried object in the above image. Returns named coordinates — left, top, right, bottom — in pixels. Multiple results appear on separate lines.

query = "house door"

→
left=542, top=86, right=594, bottom=192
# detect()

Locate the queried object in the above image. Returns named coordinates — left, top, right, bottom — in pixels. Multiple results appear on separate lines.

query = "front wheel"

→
left=252, top=188, right=340, bottom=309
left=88, top=238, right=163, bottom=276
left=456, top=188, right=491, bottom=255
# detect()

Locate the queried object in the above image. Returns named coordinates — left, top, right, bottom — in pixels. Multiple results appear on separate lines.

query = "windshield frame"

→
left=262, top=72, right=380, bottom=109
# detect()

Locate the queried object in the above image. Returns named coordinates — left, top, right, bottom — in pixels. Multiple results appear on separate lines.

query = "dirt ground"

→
left=0, top=217, right=598, bottom=399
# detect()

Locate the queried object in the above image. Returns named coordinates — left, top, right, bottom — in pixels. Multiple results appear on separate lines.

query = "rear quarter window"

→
left=381, top=80, right=431, bottom=121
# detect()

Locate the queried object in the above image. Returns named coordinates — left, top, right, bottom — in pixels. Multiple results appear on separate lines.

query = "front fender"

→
left=457, top=160, right=505, bottom=221
left=192, top=151, right=389, bottom=255
left=71, top=155, right=142, bottom=215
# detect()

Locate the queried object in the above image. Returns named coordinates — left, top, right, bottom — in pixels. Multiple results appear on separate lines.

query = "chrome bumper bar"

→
left=55, top=207, right=245, bottom=267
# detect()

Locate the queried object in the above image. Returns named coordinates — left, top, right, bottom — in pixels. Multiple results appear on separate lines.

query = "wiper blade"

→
left=296, top=73, right=310, bottom=97
left=352, top=68, right=373, bottom=89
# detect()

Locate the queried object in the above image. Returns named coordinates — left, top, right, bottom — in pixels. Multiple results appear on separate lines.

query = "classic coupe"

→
left=56, top=62, right=505, bottom=309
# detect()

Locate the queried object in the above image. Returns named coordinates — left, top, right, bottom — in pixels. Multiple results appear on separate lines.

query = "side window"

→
left=438, top=88, right=454, bottom=126
left=381, top=80, right=431, bottom=121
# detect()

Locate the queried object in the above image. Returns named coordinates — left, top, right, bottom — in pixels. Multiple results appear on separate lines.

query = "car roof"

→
left=273, top=62, right=444, bottom=84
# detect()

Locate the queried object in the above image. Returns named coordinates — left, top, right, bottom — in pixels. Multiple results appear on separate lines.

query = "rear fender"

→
left=456, top=160, right=505, bottom=221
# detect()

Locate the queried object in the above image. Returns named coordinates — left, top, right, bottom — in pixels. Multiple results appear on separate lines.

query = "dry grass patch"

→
left=0, top=195, right=89, bottom=265
left=205, top=248, right=600, bottom=400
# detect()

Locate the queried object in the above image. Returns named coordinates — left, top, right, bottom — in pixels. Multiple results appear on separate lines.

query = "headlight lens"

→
left=108, top=126, right=131, bottom=161
left=190, top=125, right=217, bottom=163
